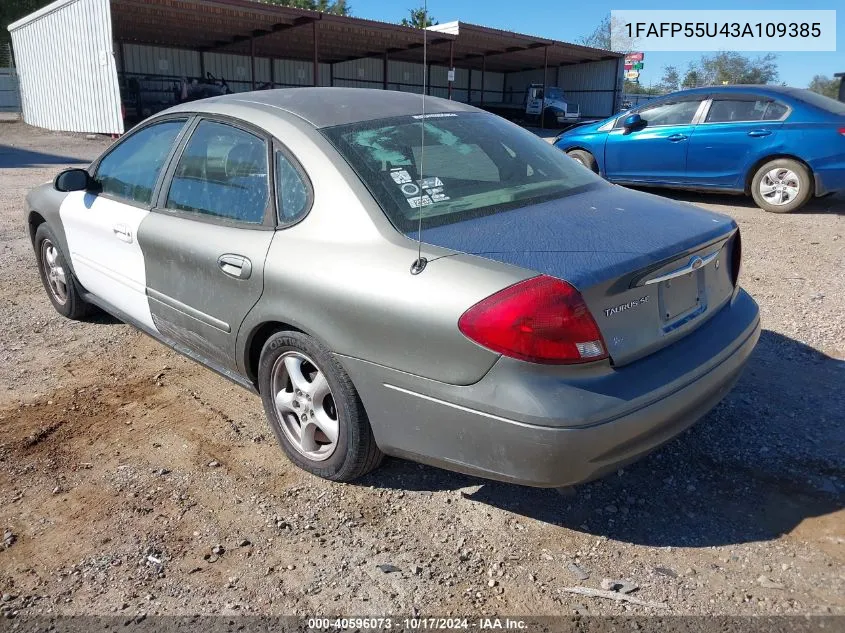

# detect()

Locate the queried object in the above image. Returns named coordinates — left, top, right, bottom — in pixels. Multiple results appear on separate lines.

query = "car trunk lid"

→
left=416, top=185, right=739, bottom=365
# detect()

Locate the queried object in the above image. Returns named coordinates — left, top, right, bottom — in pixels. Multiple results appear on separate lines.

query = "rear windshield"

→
left=322, top=112, right=600, bottom=232
left=786, top=88, right=845, bottom=114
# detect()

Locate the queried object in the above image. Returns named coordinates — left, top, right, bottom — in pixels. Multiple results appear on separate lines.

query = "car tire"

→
left=567, top=149, right=599, bottom=173
left=34, top=223, right=95, bottom=320
left=258, top=330, right=383, bottom=482
left=750, top=158, right=812, bottom=213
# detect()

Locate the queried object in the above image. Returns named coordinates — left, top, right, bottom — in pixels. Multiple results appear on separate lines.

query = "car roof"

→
left=171, top=87, right=480, bottom=129
left=664, top=85, right=804, bottom=99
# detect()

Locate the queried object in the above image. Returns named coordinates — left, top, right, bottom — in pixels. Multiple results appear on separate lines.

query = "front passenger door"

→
left=138, top=118, right=276, bottom=371
left=59, top=118, right=188, bottom=330
left=604, top=98, right=705, bottom=183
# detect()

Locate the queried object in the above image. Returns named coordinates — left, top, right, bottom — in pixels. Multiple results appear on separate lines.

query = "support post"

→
left=480, top=54, right=486, bottom=105
left=541, top=45, right=548, bottom=129
left=383, top=51, right=388, bottom=90
left=468, top=67, right=473, bottom=103
left=448, top=40, right=454, bottom=100
left=118, top=41, right=126, bottom=77
left=250, top=36, right=256, bottom=89
left=312, top=20, right=319, bottom=86
left=612, top=56, right=623, bottom=114
left=199, top=48, right=205, bottom=80
left=330, top=62, right=334, bottom=87
left=426, top=62, right=432, bottom=96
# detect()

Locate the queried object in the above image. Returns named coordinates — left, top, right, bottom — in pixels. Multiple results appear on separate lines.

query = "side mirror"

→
left=54, top=168, right=95, bottom=193
left=623, top=113, right=645, bottom=131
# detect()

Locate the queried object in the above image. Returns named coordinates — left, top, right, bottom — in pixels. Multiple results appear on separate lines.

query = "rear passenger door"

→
left=138, top=117, right=277, bottom=371
left=685, top=95, right=788, bottom=188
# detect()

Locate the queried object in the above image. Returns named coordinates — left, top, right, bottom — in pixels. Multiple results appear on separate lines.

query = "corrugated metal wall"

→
left=122, top=43, right=200, bottom=77
left=501, top=60, right=621, bottom=117
left=9, top=0, right=123, bottom=134
left=502, top=68, right=555, bottom=104
left=0, top=71, right=20, bottom=113
left=558, top=58, right=622, bottom=118
left=119, top=46, right=506, bottom=104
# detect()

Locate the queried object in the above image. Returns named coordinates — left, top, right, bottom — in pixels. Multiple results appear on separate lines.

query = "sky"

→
left=352, top=0, right=843, bottom=88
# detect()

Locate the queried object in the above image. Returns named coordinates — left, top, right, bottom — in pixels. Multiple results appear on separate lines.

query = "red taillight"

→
left=458, top=275, right=608, bottom=364
left=838, top=127, right=845, bottom=136
left=731, top=229, right=742, bottom=286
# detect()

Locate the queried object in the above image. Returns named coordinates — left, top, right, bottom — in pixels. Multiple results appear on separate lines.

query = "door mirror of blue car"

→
left=622, top=113, right=645, bottom=132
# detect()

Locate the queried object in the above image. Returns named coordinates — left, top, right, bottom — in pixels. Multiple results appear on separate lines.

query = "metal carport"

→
left=9, top=0, right=622, bottom=134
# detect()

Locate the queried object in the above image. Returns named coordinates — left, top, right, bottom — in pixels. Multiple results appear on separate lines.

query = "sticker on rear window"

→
left=389, top=169, right=413, bottom=184
left=407, top=194, right=433, bottom=208
left=418, top=176, right=443, bottom=189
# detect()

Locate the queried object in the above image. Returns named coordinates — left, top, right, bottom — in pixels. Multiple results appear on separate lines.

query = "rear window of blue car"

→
left=322, top=112, right=600, bottom=232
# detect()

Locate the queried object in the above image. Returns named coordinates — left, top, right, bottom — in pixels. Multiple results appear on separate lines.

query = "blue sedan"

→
left=555, top=86, right=845, bottom=213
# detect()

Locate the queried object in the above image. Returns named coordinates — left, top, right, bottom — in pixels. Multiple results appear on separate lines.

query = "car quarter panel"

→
left=26, top=184, right=75, bottom=270
left=338, top=288, right=760, bottom=487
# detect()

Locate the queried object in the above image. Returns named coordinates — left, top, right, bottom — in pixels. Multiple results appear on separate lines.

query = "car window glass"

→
left=322, top=112, right=599, bottom=233
left=276, top=152, right=309, bottom=224
left=166, top=120, right=269, bottom=224
left=763, top=101, right=789, bottom=120
left=95, top=120, right=185, bottom=205
left=705, top=99, right=771, bottom=123
left=413, top=142, right=500, bottom=182
left=638, top=100, right=702, bottom=126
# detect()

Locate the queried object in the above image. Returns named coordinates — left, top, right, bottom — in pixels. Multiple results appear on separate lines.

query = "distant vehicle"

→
left=478, top=84, right=580, bottom=127
left=555, top=85, right=845, bottom=213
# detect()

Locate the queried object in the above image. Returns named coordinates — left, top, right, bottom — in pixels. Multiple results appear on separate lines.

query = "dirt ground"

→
left=0, top=122, right=843, bottom=619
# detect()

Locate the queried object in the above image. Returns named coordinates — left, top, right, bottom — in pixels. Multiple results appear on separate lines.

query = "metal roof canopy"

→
left=106, top=0, right=619, bottom=73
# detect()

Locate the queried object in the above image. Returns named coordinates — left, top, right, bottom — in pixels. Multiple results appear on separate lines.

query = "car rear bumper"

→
left=339, top=289, right=760, bottom=487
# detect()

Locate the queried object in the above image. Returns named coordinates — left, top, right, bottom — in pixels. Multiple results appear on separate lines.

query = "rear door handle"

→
left=217, top=254, right=252, bottom=279
left=113, top=224, right=132, bottom=243
left=748, top=129, right=772, bottom=138
left=667, top=134, right=688, bottom=142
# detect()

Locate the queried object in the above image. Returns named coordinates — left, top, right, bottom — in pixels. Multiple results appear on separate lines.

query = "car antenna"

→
left=410, top=0, right=428, bottom=275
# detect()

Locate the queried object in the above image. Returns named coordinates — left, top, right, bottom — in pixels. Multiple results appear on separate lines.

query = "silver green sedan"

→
left=25, top=88, right=760, bottom=487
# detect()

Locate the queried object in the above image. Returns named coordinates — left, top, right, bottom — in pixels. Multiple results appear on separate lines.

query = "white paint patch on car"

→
left=59, top=192, right=157, bottom=331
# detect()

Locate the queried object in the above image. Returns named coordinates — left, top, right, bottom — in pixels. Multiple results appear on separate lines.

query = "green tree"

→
left=807, top=74, right=839, bottom=99
left=694, top=52, right=778, bottom=86
left=579, top=14, right=611, bottom=49
left=657, top=65, right=680, bottom=93
left=1, top=0, right=51, bottom=47
left=400, top=7, right=437, bottom=28
left=579, top=14, right=633, bottom=52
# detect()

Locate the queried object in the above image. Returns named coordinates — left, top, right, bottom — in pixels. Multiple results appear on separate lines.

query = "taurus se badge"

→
left=605, top=295, right=650, bottom=318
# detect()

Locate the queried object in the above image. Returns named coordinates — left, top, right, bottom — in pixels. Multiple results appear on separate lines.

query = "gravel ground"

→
left=0, top=122, right=843, bottom=619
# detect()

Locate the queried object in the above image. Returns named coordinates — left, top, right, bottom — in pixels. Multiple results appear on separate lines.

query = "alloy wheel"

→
left=271, top=351, right=339, bottom=461
left=41, top=239, right=68, bottom=305
left=759, top=168, right=800, bottom=206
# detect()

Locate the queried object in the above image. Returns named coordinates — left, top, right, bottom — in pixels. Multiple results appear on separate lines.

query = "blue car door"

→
left=685, top=94, right=788, bottom=188
left=604, top=97, right=706, bottom=183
